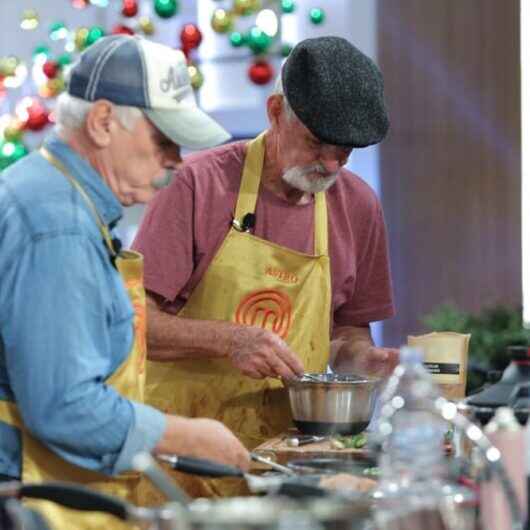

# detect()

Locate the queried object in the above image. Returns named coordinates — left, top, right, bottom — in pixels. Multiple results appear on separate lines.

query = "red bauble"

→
left=25, top=102, right=49, bottom=131
left=248, top=61, right=274, bottom=85
left=180, top=24, right=202, bottom=51
left=112, top=24, right=135, bottom=35
left=42, top=60, right=59, bottom=79
left=121, top=0, right=138, bottom=17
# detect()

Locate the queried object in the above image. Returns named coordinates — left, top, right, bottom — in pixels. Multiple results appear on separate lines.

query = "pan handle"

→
left=157, top=455, right=244, bottom=478
left=20, top=482, right=131, bottom=521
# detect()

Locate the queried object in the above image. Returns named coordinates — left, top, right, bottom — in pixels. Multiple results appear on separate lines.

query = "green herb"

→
left=334, top=433, right=367, bottom=449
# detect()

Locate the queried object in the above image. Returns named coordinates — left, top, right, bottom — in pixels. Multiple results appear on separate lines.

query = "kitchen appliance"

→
left=462, top=345, right=530, bottom=425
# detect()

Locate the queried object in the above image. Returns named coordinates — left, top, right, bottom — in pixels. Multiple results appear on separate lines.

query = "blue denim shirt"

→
left=0, top=133, right=166, bottom=477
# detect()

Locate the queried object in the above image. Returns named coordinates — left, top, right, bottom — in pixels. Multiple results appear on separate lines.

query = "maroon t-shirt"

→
left=132, top=141, right=395, bottom=327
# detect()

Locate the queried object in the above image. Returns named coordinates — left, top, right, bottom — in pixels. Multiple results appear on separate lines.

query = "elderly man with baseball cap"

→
left=133, top=35, right=399, bottom=498
left=0, top=35, right=249, bottom=530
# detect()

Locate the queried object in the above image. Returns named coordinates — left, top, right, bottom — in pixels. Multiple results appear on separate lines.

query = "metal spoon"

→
left=250, top=452, right=297, bottom=475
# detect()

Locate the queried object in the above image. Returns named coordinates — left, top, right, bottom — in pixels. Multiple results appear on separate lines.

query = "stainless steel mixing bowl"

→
left=285, top=373, right=381, bottom=435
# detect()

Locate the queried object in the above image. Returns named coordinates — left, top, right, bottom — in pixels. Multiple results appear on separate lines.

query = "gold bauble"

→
left=211, top=9, right=234, bottom=33
left=187, top=63, right=204, bottom=90
left=3, top=119, right=25, bottom=142
left=138, top=16, right=155, bottom=35
left=233, top=0, right=261, bottom=16
left=74, top=27, right=89, bottom=51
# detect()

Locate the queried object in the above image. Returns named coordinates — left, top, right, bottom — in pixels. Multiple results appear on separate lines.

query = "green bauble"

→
left=0, top=141, right=28, bottom=171
left=247, top=27, right=272, bottom=54
left=280, top=0, right=295, bottom=14
left=57, top=53, right=73, bottom=67
left=86, top=26, right=105, bottom=47
left=154, top=0, right=178, bottom=18
left=229, top=31, right=245, bottom=47
left=281, top=43, right=293, bottom=57
left=309, top=7, right=325, bottom=24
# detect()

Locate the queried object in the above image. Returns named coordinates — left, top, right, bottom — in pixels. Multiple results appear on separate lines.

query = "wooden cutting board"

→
left=252, top=430, right=372, bottom=467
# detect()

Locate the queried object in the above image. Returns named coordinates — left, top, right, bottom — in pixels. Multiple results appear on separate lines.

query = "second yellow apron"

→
left=144, top=132, right=332, bottom=498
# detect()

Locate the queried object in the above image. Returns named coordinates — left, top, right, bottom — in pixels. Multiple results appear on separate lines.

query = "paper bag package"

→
left=407, top=331, right=471, bottom=399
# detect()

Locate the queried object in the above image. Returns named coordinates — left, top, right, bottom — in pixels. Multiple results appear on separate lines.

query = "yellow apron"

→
left=144, top=132, right=332, bottom=499
left=0, top=148, right=147, bottom=530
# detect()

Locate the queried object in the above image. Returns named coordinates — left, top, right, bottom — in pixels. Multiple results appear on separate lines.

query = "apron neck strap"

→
left=39, top=147, right=118, bottom=258
left=234, top=132, right=329, bottom=256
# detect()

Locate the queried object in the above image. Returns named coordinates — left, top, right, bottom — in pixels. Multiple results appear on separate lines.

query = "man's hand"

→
left=229, top=325, right=304, bottom=380
left=330, top=324, right=399, bottom=377
left=344, top=345, right=399, bottom=377
left=155, top=416, right=250, bottom=471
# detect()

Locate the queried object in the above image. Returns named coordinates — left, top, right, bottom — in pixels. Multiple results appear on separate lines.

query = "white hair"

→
left=54, top=92, right=143, bottom=135
left=271, top=75, right=296, bottom=121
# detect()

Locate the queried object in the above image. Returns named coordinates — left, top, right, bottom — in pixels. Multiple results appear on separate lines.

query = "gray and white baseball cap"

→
left=68, top=35, right=231, bottom=149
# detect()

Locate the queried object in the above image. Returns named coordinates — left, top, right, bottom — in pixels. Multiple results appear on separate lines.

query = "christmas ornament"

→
left=211, top=9, right=234, bottom=33
left=233, top=0, right=261, bottom=16
left=50, top=21, right=68, bottom=41
left=25, top=100, right=49, bottom=131
left=2, top=119, right=25, bottom=142
left=20, top=9, right=39, bottom=30
left=39, top=77, right=65, bottom=99
left=280, top=0, right=295, bottom=13
left=122, top=0, right=138, bottom=17
left=187, top=63, right=204, bottom=90
left=57, top=53, right=73, bottom=67
left=180, top=24, right=202, bottom=51
left=113, top=24, right=135, bottom=35
left=86, top=26, right=105, bottom=47
left=32, top=45, right=50, bottom=62
left=154, top=0, right=178, bottom=19
left=248, top=60, right=274, bottom=85
left=42, top=60, right=59, bottom=79
left=0, top=57, right=19, bottom=78
left=309, top=7, right=325, bottom=24
left=229, top=31, right=245, bottom=47
left=256, top=8, right=278, bottom=37
left=138, top=17, right=155, bottom=35
left=0, top=140, right=28, bottom=170
left=247, top=27, right=272, bottom=54
left=74, top=27, right=90, bottom=51
left=281, top=43, right=293, bottom=57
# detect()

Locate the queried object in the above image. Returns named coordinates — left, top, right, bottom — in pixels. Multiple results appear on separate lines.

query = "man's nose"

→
left=319, top=146, right=350, bottom=173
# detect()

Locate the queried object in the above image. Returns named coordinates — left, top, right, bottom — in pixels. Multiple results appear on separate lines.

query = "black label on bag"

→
left=423, top=362, right=460, bottom=375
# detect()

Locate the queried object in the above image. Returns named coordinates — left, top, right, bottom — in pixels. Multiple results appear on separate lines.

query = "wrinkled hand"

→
left=229, top=325, right=304, bottom=380
left=349, top=346, right=400, bottom=378
left=158, top=416, right=250, bottom=471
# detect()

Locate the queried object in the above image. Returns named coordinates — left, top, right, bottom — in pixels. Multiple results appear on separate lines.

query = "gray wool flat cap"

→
left=281, top=36, right=389, bottom=148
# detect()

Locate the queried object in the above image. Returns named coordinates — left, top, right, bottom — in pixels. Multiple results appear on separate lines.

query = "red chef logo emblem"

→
left=235, top=289, right=292, bottom=339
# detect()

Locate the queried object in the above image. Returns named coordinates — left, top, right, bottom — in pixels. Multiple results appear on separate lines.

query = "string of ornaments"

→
left=0, top=0, right=326, bottom=170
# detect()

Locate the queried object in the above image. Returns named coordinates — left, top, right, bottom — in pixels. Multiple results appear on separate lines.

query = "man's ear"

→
left=266, top=94, right=284, bottom=128
left=85, top=100, right=114, bottom=147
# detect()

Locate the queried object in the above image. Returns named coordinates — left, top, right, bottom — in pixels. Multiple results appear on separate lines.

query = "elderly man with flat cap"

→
left=0, top=35, right=250, bottom=530
left=133, top=36, right=399, bottom=498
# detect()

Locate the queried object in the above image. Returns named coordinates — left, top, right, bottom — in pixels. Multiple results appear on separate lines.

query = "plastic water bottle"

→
left=373, top=346, right=458, bottom=529
left=377, top=346, right=448, bottom=486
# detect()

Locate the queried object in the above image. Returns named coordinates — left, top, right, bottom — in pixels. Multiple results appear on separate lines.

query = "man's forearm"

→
left=146, top=292, right=241, bottom=361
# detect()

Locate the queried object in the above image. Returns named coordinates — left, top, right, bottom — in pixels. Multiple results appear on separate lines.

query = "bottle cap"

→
left=399, top=346, right=424, bottom=365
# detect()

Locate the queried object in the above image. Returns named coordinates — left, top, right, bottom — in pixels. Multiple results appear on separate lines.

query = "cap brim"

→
left=145, top=107, right=231, bottom=150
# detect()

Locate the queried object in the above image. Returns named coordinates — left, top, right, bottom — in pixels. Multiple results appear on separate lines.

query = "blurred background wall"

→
left=377, top=0, right=521, bottom=345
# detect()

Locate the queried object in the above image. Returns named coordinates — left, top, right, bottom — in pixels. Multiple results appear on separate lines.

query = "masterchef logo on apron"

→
left=235, top=289, right=292, bottom=339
